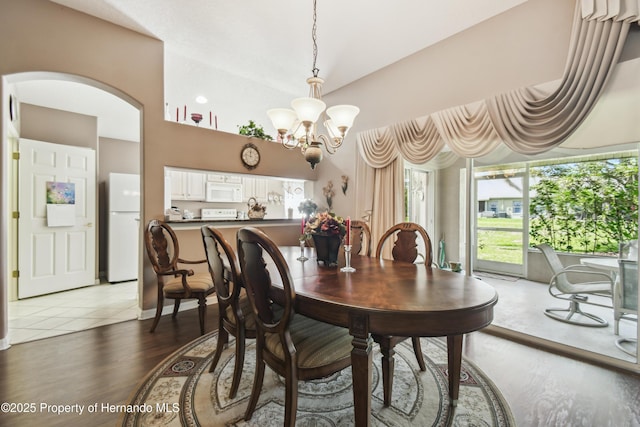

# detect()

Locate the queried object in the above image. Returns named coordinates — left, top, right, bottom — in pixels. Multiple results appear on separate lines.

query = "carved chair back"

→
left=375, top=222, right=433, bottom=265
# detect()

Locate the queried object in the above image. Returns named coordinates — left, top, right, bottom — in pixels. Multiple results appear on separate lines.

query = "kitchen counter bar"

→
left=166, top=218, right=299, bottom=230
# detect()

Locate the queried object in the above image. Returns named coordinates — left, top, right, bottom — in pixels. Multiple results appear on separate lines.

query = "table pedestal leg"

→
left=350, top=313, right=372, bottom=426
left=447, top=334, right=463, bottom=406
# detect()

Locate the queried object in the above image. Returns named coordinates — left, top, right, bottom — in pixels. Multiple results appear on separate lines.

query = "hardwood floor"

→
left=0, top=308, right=216, bottom=427
left=1, top=307, right=640, bottom=426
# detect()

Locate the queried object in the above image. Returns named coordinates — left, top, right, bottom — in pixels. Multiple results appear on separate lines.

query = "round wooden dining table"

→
left=269, top=246, right=498, bottom=427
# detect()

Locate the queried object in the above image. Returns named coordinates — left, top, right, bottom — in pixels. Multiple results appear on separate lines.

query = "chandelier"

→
left=267, top=0, right=360, bottom=169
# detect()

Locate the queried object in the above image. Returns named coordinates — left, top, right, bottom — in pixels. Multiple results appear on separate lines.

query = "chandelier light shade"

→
left=326, top=105, right=360, bottom=130
left=267, top=108, right=297, bottom=133
left=267, top=0, right=360, bottom=169
left=291, top=97, right=326, bottom=124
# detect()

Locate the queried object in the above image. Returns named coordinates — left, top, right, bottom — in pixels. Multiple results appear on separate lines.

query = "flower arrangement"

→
left=304, top=211, right=346, bottom=237
left=298, top=199, right=318, bottom=217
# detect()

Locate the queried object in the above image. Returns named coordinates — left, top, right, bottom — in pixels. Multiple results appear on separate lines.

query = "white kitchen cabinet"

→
left=170, top=170, right=206, bottom=200
left=206, top=174, right=225, bottom=183
left=207, top=173, right=243, bottom=184
left=225, top=175, right=243, bottom=184
left=242, top=177, right=268, bottom=202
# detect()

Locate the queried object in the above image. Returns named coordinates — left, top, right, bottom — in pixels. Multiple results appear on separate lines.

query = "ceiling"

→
left=13, top=0, right=527, bottom=142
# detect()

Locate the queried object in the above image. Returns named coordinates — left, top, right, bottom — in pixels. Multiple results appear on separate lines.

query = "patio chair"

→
left=536, top=243, right=614, bottom=327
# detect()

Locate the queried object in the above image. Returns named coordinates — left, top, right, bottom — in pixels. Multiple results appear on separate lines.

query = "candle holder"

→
left=297, top=239, right=308, bottom=261
left=341, top=245, right=356, bottom=272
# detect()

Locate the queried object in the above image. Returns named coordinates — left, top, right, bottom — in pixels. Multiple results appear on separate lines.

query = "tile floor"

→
left=8, top=281, right=138, bottom=345
left=477, top=272, right=638, bottom=363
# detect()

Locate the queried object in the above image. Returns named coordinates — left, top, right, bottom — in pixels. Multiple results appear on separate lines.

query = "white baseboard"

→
left=0, top=335, right=11, bottom=351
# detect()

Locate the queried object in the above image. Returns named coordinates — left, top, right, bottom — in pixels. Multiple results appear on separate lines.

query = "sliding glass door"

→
left=474, top=166, right=527, bottom=276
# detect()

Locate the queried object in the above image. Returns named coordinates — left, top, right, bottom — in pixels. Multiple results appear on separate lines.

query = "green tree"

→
left=529, top=157, right=638, bottom=254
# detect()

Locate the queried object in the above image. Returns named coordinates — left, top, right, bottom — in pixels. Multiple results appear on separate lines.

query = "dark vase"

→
left=312, top=234, right=342, bottom=267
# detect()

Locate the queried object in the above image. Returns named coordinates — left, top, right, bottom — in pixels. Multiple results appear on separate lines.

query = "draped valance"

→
left=357, top=0, right=639, bottom=169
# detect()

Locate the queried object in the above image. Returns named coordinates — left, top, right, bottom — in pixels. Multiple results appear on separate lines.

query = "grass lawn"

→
left=477, top=217, right=523, bottom=264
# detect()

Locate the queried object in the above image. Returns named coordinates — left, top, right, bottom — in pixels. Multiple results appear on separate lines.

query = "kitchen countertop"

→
left=166, top=217, right=299, bottom=229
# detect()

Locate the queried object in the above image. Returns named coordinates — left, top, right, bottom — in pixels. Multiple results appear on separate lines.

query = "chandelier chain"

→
left=311, top=0, right=319, bottom=78
left=267, top=0, right=359, bottom=169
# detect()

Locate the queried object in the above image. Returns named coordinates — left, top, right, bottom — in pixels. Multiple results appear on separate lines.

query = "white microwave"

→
left=205, top=182, right=243, bottom=203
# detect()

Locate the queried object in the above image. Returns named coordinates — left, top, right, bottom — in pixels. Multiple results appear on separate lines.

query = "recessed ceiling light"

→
left=195, top=95, right=208, bottom=104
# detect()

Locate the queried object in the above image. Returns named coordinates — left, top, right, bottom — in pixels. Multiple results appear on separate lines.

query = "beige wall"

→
left=20, top=103, right=98, bottom=148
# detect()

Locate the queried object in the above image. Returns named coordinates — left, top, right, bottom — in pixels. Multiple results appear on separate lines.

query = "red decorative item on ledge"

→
left=191, top=113, right=203, bottom=126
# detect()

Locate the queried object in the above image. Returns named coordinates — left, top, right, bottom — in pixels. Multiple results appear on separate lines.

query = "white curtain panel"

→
left=581, top=0, right=640, bottom=23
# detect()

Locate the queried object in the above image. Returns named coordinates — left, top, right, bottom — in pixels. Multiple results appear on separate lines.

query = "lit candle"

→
left=346, top=217, right=351, bottom=245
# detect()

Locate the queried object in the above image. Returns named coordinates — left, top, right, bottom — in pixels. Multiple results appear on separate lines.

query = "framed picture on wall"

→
left=9, top=94, right=18, bottom=122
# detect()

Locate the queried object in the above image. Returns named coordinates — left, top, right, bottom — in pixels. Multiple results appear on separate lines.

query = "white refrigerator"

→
left=108, top=173, right=140, bottom=283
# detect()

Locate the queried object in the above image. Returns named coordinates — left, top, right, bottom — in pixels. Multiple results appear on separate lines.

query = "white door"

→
left=18, top=139, right=97, bottom=298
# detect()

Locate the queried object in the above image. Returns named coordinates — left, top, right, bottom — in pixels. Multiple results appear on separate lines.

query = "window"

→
left=474, top=150, right=638, bottom=270
left=529, top=153, right=638, bottom=254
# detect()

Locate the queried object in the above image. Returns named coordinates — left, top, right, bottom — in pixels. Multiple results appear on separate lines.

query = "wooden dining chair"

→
left=350, top=219, right=372, bottom=256
left=237, top=226, right=353, bottom=426
left=375, top=221, right=433, bottom=266
left=144, top=219, right=214, bottom=335
left=201, top=226, right=256, bottom=399
left=374, top=222, right=433, bottom=406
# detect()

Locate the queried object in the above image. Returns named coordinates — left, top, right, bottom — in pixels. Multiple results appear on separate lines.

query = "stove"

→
left=201, top=208, right=238, bottom=220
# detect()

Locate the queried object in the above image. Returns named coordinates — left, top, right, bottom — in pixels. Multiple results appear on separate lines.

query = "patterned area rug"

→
left=123, top=332, right=514, bottom=426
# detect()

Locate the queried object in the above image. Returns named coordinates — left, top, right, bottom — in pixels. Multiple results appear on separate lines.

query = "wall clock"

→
left=241, top=142, right=260, bottom=170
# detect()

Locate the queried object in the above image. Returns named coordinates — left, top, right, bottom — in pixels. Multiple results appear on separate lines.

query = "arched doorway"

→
left=3, top=72, right=143, bottom=346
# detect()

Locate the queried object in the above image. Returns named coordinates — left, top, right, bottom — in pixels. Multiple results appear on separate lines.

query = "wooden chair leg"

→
left=172, top=298, right=181, bottom=318
left=149, top=292, right=164, bottom=333
left=197, top=296, right=207, bottom=335
left=411, top=336, right=427, bottom=371
left=284, top=362, right=299, bottom=427
left=229, top=325, right=246, bottom=399
left=244, top=353, right=265, bottom=421
left=209, top=324, right=228, bottom=373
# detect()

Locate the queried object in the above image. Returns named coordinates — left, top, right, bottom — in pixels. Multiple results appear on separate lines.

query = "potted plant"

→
left=237, top=120, right=273, bottom=141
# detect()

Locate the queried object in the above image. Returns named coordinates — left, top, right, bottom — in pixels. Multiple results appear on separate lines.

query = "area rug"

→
left=122, top=332, right=514, bottom=426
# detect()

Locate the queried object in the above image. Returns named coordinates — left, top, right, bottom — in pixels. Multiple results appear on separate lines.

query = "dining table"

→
left=270, top=246, right=498, bottom=427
